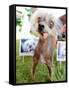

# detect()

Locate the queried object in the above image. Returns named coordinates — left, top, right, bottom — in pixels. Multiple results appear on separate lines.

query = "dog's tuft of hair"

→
left=31, top=10, right=63, bottom=39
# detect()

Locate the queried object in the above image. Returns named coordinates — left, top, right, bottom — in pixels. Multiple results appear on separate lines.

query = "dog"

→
left=30, top=9, right=63, bottom=81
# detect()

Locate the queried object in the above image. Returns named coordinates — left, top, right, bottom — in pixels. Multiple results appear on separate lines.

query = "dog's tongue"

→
left=43, top=33, right=48, bottom=39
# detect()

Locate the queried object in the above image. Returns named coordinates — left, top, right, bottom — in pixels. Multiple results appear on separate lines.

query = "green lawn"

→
left=16, top=40, right=66, bottom=84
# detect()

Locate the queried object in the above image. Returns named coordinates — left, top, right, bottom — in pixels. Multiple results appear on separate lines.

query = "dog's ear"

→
left=59, top=14, right=66, bottom=25
left=59, top=15, right=66, bottom=33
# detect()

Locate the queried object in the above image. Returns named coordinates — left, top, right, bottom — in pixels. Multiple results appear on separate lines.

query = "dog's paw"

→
left=47, top=75, right=52, bottom=82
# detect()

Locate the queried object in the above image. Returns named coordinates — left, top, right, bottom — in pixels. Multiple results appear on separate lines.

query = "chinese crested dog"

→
left=30, top=10, right=63, bottom=81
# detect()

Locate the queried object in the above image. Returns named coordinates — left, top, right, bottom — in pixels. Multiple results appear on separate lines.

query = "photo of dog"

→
left=16, top=6, right=67, bottom=84
left=57, top=41, right=66, bottom=61
left=20, top=39, right=38, bottom=54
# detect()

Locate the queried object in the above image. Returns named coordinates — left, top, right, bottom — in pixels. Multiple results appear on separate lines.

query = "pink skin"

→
left=43, top=24, right=66, bottom=48
left=43, top=33, right=49, bottom=39
left=60, top=24, right=66, bottom=33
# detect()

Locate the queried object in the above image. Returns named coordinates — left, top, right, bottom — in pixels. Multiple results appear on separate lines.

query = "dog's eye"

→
left=49, top=20, right=54, bottom=29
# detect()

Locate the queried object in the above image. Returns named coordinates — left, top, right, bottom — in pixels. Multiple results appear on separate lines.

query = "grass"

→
left=16, top=40, right=66, bottom=84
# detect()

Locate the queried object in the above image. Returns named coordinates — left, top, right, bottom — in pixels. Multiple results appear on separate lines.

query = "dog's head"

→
left=31, top=10, right=63, bottom=39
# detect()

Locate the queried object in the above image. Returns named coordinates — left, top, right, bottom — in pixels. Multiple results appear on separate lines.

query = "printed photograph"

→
left=57, top=41, right=66, bottom=61
left=19, top=39, right=38, bottom=56
left=16, top=6, right=67, bottom=84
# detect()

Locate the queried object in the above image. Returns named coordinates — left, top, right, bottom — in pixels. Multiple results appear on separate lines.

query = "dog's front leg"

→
left=32, top=56, right=39, bottom=81
left=47, top=64, right=51, bottom=81
left=46, top=59, right=52, bottom=81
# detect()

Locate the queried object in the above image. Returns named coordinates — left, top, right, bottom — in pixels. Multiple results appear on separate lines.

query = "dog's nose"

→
left=39, top=24, right=44, bottom=28
left=38, top=24, right=44, bottom=31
